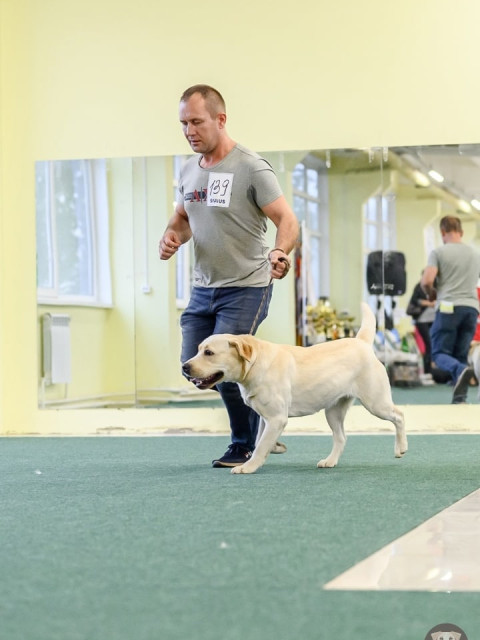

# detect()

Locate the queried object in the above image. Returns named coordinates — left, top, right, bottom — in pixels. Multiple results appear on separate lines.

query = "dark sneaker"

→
left=452, top=366, right=474, bottom=404
left=212, top=444, right=253, bottom=468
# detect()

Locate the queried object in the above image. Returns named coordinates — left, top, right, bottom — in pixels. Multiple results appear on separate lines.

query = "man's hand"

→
left=159, top=231, right=182, bottom=260
left=268, top=249, right=291, bottom=280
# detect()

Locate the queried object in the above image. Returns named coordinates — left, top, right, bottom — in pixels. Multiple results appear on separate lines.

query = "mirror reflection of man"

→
left=159, top=84, right=299, bottom=467
left=421, top=215, right=480, bottom=403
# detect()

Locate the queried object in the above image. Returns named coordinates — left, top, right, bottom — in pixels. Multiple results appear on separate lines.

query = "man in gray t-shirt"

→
left=178, top=143, right=283, bottom=288
left=422, top=215, right=480, bottom=403
left=159, top=84, right=299, bottom=466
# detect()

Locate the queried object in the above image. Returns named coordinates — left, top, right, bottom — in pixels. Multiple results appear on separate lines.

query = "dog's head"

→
left=431, top=632, right=461, bottom=640
left=182, top=334, right=255, bottom=389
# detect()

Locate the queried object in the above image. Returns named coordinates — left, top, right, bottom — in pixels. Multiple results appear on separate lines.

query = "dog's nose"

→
left=182, top=362, right=191, bottom=375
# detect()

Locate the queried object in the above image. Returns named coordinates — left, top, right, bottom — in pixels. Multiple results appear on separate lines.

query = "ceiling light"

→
left=413, top=170, right=430, bottom=187
left=428, top=169, right=445, bottom=183
left=458, top=199, right=472, bottom=214
left=471, top=198, right=480, bottom=211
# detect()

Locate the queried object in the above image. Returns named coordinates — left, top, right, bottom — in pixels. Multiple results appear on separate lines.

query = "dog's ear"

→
left=228, top=337, right=253, bottom=362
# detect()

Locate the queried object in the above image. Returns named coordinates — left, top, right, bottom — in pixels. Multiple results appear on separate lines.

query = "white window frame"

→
left=292, top=154, right=330, bottom=301
left=36, top=159, right=112, bottom=307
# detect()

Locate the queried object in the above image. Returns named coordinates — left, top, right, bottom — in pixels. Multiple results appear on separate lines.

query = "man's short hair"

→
left=440, top=215, right=463, bottom=234
left=180, top=84, right=226, bottom=118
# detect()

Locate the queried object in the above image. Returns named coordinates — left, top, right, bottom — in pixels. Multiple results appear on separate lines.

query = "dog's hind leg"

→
left=255, top=418, right=287, bottom=454
left=388, top=405, right=407, bottom=458
left=317, top=396, right=354, bottom=468
left=361, top=395, right=407, bottom=459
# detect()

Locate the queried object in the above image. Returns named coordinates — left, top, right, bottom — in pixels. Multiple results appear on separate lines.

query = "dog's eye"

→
left=204, top=349, right=214, bottom=356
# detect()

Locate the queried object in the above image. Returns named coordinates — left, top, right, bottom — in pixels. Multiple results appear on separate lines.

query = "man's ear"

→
left=228, top=337, right=253, bottom=362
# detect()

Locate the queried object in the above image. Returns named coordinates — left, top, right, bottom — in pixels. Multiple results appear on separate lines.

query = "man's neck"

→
left=200, top=138, right=236, bottom=168
left=443, top=231, right=463, bottom=244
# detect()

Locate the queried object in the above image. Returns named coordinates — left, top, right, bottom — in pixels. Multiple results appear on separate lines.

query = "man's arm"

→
left=421, top=265, right=438, bottom=301
left=261, top=195, right=299, bottom=279
left=158, top=203, right=192, bottom=260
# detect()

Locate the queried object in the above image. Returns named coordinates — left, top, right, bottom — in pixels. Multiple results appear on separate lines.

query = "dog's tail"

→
left=355, top=302, right=376, bottom=344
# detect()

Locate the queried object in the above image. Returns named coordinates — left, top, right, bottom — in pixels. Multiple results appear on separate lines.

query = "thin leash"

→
left=248, top=278, right=273, bottom=335
left=248, top=254, right=290, bottom=335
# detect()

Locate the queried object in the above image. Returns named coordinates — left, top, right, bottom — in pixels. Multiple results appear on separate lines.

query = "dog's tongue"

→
left=192, top=378, right=209, bottom=389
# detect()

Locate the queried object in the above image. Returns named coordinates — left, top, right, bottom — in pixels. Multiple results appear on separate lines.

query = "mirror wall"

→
left=36, top=145, right=480, bottom=408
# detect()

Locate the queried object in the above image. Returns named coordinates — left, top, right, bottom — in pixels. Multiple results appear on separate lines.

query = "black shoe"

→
left=212, top=444, right=253, bottom=468
left=452, top=367, right=474, bottom=404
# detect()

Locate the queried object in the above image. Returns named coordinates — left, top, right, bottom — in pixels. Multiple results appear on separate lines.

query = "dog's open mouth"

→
left=189, top=371, right=224, bottom=390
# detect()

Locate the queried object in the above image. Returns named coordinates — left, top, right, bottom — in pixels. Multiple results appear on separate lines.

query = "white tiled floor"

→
left=324, top=488, right=480, bottom=592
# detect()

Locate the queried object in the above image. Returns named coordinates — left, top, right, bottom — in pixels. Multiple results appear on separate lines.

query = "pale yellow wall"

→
left=3, top=0, right=480, bottom=432
left=14, top=0, right=480, bottom=159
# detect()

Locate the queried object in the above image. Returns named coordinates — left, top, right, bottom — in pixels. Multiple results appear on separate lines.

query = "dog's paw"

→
left=395, top=440, right=408, bottom=458
left=317, top=458, right=337, bottom=468
left=231, top=463, right=256, bottom=474
left=271, top=441, right=287, bottom=454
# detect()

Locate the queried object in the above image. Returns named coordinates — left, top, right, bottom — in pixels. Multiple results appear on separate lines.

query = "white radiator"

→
left=42, top=313, right=72, bottom=385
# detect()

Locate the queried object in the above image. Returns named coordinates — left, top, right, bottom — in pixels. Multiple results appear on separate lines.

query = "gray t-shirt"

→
left=427, top=242, right=480, bottom=310
left=178, top=144, right=283, bottom=287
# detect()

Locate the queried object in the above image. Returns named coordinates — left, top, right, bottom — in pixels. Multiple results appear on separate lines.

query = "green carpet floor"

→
left=1, top=435, right=480, bottom=640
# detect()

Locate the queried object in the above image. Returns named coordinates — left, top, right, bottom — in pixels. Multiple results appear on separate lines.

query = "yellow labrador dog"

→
left=182, top=303, right=407, bottom=474
left=468, top=341, right=480, bottom=399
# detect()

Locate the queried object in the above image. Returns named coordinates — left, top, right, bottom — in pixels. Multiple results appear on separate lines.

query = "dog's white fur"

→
left=183, top=303, right=407, bottom=474
left=468, top=341, right=480, bottom=400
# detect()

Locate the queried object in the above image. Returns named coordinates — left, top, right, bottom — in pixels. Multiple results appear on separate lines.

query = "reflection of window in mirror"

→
left=292, top=154, right=330, bottom=300
left=36, top=159, right=112, bottom=307
left=173, top=155, right=193, bottom=308
left=363, top=192, right=396, bottom=311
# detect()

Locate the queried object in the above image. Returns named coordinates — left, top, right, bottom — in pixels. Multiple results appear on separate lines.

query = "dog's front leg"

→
left=231, top=417, right=286, bottom=475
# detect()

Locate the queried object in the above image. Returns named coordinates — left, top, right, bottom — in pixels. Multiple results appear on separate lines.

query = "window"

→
left=36, top=159, right=112, bottom=306
left=363, top=192, right=396, bottom=255
left=292, top=155, right=330, bottom=301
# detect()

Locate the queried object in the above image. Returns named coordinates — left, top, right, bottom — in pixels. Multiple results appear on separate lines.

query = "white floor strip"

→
left=324, top=488, right=480, bottom=592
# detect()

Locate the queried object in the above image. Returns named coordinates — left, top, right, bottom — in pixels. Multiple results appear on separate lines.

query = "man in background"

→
left=421, top=215, right=480, bottom=403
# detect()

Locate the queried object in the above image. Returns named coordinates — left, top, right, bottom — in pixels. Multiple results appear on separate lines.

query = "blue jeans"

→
left=430, top=306, right=478, bottom=383
left=180, top=285, right=273, bottom=450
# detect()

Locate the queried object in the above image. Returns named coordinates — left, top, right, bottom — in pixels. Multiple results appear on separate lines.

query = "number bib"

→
left=439, top=300, right=454, bottom=314
left=207, top=172, right=234, bottom=208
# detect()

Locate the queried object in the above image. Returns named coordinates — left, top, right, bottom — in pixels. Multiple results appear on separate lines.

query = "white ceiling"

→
left=391, top=144, right=480, bottom=205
